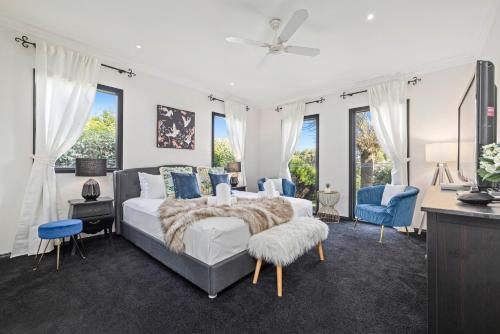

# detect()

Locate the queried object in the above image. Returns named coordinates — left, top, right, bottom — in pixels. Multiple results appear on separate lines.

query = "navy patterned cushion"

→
left=208, top=173, right=230, bottom=195
left=170, top=172, right=201, bottom=199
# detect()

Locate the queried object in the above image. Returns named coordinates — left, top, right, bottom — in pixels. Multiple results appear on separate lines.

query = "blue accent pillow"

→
left=170, top=172, right=201, bottom=199
left=208, top=173, right=230, bottom=195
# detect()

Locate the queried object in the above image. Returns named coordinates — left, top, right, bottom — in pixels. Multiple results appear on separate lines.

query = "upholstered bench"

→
left=248, top=217, right=329, bottom=297
left=33, top=219, right=86, bottom=271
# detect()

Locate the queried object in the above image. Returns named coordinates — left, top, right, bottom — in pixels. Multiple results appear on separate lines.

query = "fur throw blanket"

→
left=158, top=197, right=293, bottom=253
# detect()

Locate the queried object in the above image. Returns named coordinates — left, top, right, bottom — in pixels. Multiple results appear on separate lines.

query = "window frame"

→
left=348, top=100, right=410, bottom=219
left=211, top=112, right=226, bottom=168
left=33, top=80, right=124, bottom=173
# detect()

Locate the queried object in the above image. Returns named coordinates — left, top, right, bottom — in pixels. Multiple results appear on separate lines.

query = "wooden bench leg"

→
left=253, top=259, right=262, bottom=284
left=317, top=242, right=325, bottom=261
left=276, top=265, right=283, bottom=297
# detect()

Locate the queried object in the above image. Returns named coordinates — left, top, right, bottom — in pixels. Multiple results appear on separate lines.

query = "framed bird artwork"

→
left=156, top=105, right=195, bottom=149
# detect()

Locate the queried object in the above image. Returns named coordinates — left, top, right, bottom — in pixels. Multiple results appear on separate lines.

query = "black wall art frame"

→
left=157, top=105, right=195, bottom=149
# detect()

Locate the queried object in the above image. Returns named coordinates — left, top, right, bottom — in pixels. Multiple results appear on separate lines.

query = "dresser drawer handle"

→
left=88, top=220, right=101, bottom=225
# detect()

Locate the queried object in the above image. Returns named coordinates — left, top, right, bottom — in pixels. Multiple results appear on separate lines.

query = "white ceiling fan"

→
left=225, top=9, right=320, bottom=68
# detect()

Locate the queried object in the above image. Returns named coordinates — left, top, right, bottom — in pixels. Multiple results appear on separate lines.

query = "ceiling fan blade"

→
left=256, top=53, right=271, bottom=69
left=225, top=36, right=270, bottom=48
left=278, top=9, right=309, bottom=43
left=285, top=45, right=320, bottom=57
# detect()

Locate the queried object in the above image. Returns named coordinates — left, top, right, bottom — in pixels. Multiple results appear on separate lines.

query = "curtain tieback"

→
left=33, top=155, right=57, bottom=167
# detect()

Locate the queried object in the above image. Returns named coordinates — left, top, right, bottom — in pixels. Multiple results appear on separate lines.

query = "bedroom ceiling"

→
left=1, top=0, right=499, bottom=106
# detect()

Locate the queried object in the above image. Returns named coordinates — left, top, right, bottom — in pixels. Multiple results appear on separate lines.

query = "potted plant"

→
left=478, top=143, right=500, bottom=183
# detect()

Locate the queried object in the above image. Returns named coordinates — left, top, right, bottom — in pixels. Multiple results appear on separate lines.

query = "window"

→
left=211, top=112, right=235, bottom=168
left=55, top=84, right=123, bottom=172
left=349, top=103, right=409, bottom=217
left=289, top=115, right=319, bottom=206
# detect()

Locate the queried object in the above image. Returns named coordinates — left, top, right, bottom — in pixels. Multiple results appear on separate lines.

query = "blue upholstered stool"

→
left=33, top=219, right=86, bottom=271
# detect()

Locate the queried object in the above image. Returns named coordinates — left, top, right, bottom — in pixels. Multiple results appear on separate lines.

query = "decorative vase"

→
left=324, top=185, right=332, bottom=193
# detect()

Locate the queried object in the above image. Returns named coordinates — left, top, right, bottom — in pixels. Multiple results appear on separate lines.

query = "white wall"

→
left=257, top=63, right=475, bottom=227
left=0, top=25, right=260, bottom=255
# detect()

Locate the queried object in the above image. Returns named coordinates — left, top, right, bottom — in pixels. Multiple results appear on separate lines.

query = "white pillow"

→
left=267, top=178, right=283, bottom=194
left=138, top=172, right=165, bottom=199
left=381, top=184, right=407, bottom=206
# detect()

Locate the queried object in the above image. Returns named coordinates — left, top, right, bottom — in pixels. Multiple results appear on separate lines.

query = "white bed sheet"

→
left=123, top=198, right=250, bottom=266
left=232, top=191, right=313, bottom=217
left=122, top=192, right=313, bottom=266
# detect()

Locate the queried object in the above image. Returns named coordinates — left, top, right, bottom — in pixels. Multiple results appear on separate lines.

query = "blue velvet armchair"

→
left=257, top=178, right=296, bottom=197
left=354, top=185, right=419, bottom=243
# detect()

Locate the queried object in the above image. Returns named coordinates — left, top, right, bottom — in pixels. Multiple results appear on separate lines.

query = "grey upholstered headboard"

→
left=113, top=165, right=195, bottom=234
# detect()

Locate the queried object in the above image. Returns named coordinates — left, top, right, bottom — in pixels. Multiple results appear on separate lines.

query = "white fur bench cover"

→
left=248, top=217, right=329, bottom=266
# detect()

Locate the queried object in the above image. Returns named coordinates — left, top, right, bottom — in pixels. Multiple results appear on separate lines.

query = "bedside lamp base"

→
left=82, top=178, right=101, bottom=201
left=230, top=175, right=239, bottom=187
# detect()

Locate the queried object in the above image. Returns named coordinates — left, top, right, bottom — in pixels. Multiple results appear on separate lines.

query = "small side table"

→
left=68, top=197, right=114, bottom=237
left=317, top=191, right=340, bottom=223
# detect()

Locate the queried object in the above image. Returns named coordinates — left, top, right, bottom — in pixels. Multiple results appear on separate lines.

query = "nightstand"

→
left=232, top=185, right=247, bottom=191
left=68, top=197, right=114, bottom=237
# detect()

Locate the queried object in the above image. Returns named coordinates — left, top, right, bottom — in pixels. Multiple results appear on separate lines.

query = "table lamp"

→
left=75, top=158, right=107, bottom=201
left=425, top=142, right=457, bottom=185
left=226, top=161, right=241, bottom=187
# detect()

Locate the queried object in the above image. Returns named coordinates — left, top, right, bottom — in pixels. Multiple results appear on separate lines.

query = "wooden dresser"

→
left=421, top=187, right=500, bottom=334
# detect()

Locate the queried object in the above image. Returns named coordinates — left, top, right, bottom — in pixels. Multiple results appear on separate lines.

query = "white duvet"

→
left=122, top=191, right=313, bottom=266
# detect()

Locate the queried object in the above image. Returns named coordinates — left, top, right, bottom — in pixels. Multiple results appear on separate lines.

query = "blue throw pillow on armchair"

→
left=208, top=173, right=230, bottom=195
left=170, top=172, right=201, bottom=199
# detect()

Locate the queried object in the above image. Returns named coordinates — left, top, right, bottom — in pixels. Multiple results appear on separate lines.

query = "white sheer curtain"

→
left=368, top=79, right=408, bottom=185
left=11, top=42, right=100, bottom=257
left=224, top=100, right=247, bottom=185
left=279, top=101, right=306, bottom=180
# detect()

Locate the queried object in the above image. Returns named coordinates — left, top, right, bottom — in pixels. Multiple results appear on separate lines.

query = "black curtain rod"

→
left=339, top=76, right=421, bottom=99
left=275, top=97, right=325, bottom=112
left=15, top=35, right=136, bottom=78
left=208, top=94, right=250, bottom=111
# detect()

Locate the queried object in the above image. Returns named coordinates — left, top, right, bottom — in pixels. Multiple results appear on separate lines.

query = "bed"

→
left=113, top=165, right=313, bottom=297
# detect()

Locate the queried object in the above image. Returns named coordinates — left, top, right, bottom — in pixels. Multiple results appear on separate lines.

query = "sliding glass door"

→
left=349, top=103, right=409, bottom=218
left=349, top=107, right=392, bottom=217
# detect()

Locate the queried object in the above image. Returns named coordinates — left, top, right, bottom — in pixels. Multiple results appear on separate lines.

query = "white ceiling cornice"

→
left=0, top=14, right=257, bottom=109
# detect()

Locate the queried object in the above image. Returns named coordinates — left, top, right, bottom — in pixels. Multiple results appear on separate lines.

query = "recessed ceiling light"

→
left=136, top=44, right=142, bottom=49
left=229, top=82, right=235, bottom=86
left=367, top=13, right=375, bottom=21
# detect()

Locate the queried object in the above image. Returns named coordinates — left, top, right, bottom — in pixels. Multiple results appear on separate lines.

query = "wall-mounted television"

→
left=458, top=60, right=497, bottom=188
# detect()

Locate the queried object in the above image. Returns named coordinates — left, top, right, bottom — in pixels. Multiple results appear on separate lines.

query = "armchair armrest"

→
left=386, top=187, right=419, bottom=208
left=386, top=186, right=420, bottom=226
left=357, top=185, right=385, bottom=205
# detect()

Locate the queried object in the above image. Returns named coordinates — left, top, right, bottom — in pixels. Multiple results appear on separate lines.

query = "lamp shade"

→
left=226, top=161, right=241, bottom=173
left=425, top=142, right=457, bottom=163
left=75, top=158, right=107, bottom=176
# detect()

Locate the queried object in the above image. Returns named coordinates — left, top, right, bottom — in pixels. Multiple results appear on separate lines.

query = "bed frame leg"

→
left=208, top=294, right=217, bottom=299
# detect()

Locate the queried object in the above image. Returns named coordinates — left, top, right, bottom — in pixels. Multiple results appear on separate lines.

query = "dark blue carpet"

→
left=0, top=222, right=427, bottom=334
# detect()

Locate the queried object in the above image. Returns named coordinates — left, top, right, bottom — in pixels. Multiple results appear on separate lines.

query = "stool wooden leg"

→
left=317, top=242, right=325, bottom=261
left=56, top=240, right=61, bottom=271
left=253, top=259, right=262, bottom=284
left=276, top=265, right=283, bottom=297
